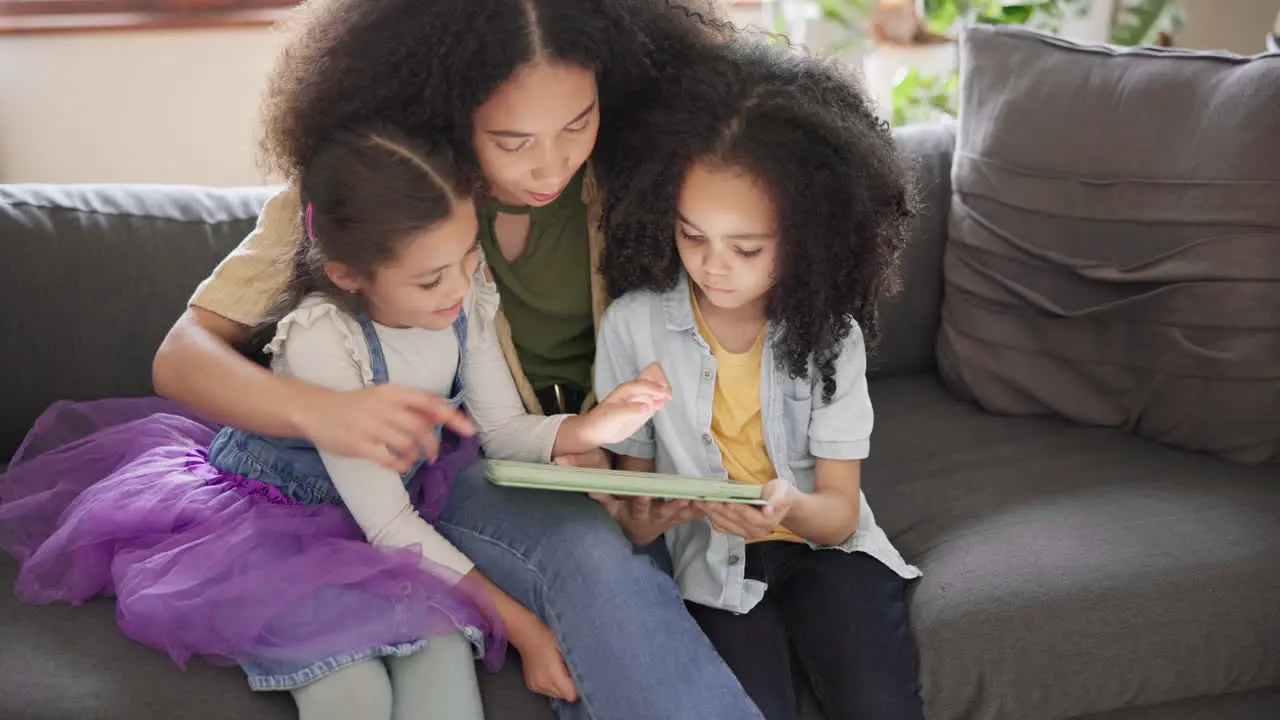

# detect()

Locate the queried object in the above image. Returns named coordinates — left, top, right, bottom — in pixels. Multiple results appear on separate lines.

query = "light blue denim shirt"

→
left=595, top=277, right=921, bottom=613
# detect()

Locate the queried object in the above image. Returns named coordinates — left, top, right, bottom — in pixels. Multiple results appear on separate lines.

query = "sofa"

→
left=3, top=27, right=1279, bottom=720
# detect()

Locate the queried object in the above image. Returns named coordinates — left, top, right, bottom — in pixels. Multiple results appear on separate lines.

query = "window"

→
left=0, top=0, right=298, bottom=35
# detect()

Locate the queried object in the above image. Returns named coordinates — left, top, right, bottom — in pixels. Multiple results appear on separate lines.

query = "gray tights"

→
left=290, top=632, right=484, bottom=720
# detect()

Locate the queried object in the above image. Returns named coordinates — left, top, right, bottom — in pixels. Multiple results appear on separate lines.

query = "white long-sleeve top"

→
left=265, top=265, right=568, bottom=576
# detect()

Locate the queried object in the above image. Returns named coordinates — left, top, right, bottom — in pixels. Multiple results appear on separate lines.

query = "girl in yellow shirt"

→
left=594, top=39, right=925, bottom=720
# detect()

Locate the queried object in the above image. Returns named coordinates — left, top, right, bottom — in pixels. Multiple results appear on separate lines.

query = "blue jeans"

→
left=436, top=462, right=763, bottom=720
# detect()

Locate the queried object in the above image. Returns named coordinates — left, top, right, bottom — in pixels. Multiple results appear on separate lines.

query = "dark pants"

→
left=685, top=542, right=925, bottom=720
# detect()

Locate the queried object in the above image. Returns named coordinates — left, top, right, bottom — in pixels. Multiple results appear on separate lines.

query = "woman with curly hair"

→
left=146, top=0, right=763, bottom=718
left=593, top=39, right=926, bottom=720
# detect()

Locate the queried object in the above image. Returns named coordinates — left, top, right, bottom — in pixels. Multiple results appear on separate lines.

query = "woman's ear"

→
left=325, top=261, right=364, bottom=294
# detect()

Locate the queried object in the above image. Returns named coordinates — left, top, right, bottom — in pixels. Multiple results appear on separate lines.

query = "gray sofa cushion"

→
left=863, top=376, right=1280, bottom=720
left=0, top=184, right=275, bottom=461
left=867, top=123, right=956, bottom=380
left=936, top=25, right=1280, bottom=463
left=0, top=558, right=559, bottom=720
left=4, top=381, right=1277, bottom=720
left=1081, top=689, right=1280, bottom=720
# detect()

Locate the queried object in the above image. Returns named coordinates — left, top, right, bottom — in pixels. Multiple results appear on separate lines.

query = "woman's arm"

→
left=154, top=186, right=314, bottom=432
left=154, top=307, right=320, bottom=437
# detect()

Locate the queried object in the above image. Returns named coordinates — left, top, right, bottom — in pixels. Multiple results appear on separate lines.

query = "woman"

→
left=151, top=0, right=761, bottom=718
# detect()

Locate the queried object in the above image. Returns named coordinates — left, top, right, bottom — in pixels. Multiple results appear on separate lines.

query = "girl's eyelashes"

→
left=496, top=142, right=527, bottom=154
left=680, top=228, right=762, bottom=258
left=422, top=242, right=480, bottom=290
left=565, top=118, right=592, bottom=134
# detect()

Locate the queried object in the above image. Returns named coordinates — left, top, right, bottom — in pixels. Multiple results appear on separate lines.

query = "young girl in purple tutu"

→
left=0, top=128, right=668, bottom=719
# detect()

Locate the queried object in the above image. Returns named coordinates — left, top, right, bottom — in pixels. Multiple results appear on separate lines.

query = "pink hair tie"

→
left=304, top=203, right=316, bottom=243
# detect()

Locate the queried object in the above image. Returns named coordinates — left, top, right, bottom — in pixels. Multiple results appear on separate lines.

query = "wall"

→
left=0, top=1, right=1275, bottom=186
left=0, top=26, right=282, bottom=186
left=740, top=0, right=1278, bottom=122
left=1178, top=0, right=1280, bottom=54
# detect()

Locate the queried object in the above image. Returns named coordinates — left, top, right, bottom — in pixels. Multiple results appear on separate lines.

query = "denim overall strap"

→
left=352, top=310, right=466, bottom=394
left=207, top=308, right=441, bottom=504
left=450, top=311, right=468, bottom=399
left=354, top=312, right=392, bottom=385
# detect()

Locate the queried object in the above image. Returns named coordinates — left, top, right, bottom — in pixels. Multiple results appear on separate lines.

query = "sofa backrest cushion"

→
left=0, top=184, right=275, bottom=460
left=938, top=25, right=1280, bottom=463
left=870, top=124, right=957, bottom=380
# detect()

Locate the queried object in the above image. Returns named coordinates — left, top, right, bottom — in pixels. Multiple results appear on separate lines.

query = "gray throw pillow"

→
left=937, top=25, right=1280, bottom=463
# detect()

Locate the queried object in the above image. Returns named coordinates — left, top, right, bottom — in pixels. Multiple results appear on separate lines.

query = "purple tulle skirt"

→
left=0, top=397, right=505, bottom=675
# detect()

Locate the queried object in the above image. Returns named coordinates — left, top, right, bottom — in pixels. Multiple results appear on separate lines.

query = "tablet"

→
left=484, top=459, right=767, bottom=505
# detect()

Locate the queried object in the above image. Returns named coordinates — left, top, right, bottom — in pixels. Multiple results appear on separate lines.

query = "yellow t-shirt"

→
left=691, top=287, right=804, bottom=545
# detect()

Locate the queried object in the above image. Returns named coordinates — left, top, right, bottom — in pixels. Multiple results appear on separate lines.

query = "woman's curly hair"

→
left=595, top=39, right=917, bottom=403
left=261, top=0, right=732, bottom=180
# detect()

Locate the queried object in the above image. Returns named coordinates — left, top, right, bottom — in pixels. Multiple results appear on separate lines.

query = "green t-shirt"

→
left=478, top=170, right=595, bottom=394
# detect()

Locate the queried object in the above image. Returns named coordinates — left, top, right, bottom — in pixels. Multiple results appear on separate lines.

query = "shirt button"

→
left=728, top=555, right=741, bottom=566
left=702, top=369, right=713, bottom=380
left=702, top=434, right=713, bottom=445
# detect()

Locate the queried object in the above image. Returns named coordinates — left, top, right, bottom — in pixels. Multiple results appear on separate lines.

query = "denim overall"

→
left=205, top=310, right=479, bottom=690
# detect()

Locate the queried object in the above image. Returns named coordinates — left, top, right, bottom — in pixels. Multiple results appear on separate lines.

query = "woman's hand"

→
left=510, top=617, right=579, bottom=702
left=697, top=479, right=796, bottom=540
left=577, top=363, right=671, bottom=448
left=296, top=384, right=476, bottom=473
left=590, top=494, right=705, bottom=546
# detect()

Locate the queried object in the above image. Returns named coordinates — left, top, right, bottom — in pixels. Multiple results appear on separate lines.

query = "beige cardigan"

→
left=190, top=169, right=608, bottom=415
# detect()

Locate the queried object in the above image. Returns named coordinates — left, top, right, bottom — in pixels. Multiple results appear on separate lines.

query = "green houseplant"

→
left=888, top=0, right=1185, bottom=125
left=892, top=0, right=1091, bottom=124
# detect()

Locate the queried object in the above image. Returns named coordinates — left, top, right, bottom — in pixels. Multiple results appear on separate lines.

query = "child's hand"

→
left=299, top=384, right=476, bottom=473
left=698, top=479, right=796, bottom=540
left=590, top=494, right=704, bottom=546
left=580, top=363, right=671, bottom=447
left=464, top=570, right=578, bottom=702
left=510, top=618, right=579, bottom=702
left=552, top=448, right=612, bottom=469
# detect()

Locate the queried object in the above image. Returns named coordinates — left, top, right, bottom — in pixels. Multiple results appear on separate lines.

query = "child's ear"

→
left=325, top=261, right=364, bottom=294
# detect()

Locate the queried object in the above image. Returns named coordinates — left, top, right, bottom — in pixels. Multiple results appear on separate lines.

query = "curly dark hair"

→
left=596, top=39, right=917, bottom=403
left=261, top=0, right=732, bottom=180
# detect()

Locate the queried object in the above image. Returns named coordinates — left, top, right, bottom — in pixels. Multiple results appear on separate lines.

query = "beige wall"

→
left=1177, top=0, right=1280, bottom=54
left=0, top=1, right=1275, bottom=186
left=0, top=26, right=282, bottom=186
